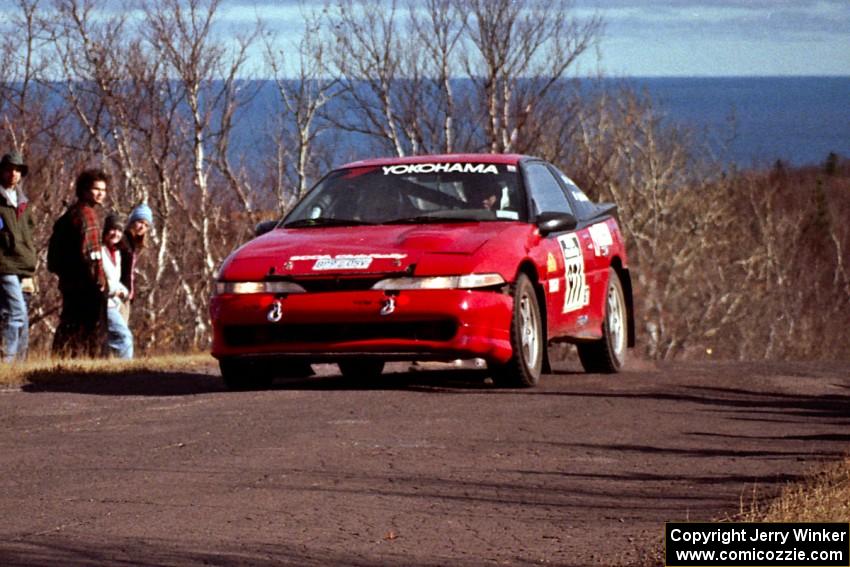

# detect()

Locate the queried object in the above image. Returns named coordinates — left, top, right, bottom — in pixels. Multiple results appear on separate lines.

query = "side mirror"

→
left=536, top=211, right=578, bottom=235
left=254, top=220, right=279, bottom=237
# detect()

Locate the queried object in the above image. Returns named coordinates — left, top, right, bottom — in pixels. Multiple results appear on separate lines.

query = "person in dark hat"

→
left=0, top=151, right=36, bottom=362
left=51, top=168, right=110, bottom=358
left=101, top=212, right=133, bottom=358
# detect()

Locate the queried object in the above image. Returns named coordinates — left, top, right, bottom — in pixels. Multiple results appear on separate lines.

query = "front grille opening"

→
left=269, top=272, right=411, bottom=292
left=224, top=320, right=457, bottom=346
left=294, top=277, right=385, bottom=292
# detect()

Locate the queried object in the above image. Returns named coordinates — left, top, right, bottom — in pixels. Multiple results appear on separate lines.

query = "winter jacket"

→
left=57, top=201, right=106, bottom=292
left=0, top=188, right=36, bottom=276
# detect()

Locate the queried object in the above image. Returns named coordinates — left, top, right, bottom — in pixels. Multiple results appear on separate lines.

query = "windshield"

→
left=284, top=163, right=525, bottom=226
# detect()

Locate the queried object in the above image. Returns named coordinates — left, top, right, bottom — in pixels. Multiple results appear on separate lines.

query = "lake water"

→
left=240, top=76, right=849, bottom=169
left=634, top=76, right=850, bottom=168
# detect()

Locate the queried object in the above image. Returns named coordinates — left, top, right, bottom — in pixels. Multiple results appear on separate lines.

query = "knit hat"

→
left=0, top=151, right=28, bottom=177
left=128, top=203, right=153, bottom=227
left=103, top=213, right=124, bottom=238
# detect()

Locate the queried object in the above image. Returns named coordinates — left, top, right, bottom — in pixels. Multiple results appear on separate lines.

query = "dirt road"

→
left=1, top=359, right=848, bottom=566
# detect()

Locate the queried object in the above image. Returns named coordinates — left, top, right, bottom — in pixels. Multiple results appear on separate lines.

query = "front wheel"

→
left=219, top=358, right=274, bottom=391
left=577, top=268, right=628, bottom=373
left=490, top=273, right=544, bottom=387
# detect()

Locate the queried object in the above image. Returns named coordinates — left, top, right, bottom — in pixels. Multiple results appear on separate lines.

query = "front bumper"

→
left=210, top=289, right=514, bottom=364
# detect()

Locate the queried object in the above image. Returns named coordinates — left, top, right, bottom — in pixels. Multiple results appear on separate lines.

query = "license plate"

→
left=313, top=256, right=373, bottom=271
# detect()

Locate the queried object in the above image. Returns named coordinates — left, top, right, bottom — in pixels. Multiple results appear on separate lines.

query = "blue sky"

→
left=224, top=0, right=850, bottom=76
left=581, top=0, right=850, bottom=76
left=3, top=0, right=848, bottom=76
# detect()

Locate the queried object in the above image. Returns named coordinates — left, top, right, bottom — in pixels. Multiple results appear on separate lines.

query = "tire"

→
left=490, top=273, right=544, bottom=388
left=338, top=359, right=385, bottom=379
left=219, top=358, right=274, bottom=391
left=577, top=268, right=628, bottom=373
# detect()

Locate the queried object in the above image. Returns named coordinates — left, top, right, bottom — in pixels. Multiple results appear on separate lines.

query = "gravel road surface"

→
left=1, top=359, right=849, bottom=566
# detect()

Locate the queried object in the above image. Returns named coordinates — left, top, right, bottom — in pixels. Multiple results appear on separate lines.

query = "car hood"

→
left=219, top=222, right=521, bottom=280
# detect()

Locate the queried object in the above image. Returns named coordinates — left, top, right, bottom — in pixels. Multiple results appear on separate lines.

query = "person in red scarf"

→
left=51, top=168, right=109, bottom=358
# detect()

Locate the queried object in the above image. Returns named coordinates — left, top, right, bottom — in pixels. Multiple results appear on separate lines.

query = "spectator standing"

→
left=117, top=202, right=152, bottom=323
left=101, top=213, right=133, bottom=358
left=0, top=151, right=36, bottom=362
left=51, top=168, right=110, bottom=358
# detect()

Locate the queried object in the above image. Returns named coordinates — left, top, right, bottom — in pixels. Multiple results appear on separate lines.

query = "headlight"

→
left=371, top=273, right=505, bottom=290
left=215, top=281, right=306, bottom=295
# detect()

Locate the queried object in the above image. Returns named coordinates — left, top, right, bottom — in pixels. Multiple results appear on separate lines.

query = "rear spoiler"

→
left=578, top=202, right=618, bottom=229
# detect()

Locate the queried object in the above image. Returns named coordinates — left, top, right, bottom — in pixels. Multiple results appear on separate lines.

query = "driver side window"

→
left=524, top=163, right=575, bottom=217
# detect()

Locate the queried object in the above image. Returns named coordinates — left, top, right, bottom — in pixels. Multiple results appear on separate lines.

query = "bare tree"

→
left=457, top=0, right=602, bottom=153
left=145, top=0, right=258, bottom=347
left=402, top=0, right=465, bottom=153
left=0, top=0, right=49, bottom=151
left=561, top=86, right=736, bottom=359
left=325, top=0, right=410, bottom=156
left=265, top=9, right=339, bottom=210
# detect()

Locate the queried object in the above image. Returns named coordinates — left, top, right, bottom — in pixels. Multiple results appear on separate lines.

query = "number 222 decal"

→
left=557, top=234, right=589, bottom=313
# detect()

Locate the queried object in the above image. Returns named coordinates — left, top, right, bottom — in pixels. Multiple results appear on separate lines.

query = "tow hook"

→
left=267, top=300, right=283, bottom=322
left=380, top=296, right=396, bottom=316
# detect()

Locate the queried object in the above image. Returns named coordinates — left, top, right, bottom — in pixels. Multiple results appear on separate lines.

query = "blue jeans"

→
left=0, top=274, right=28, bottom=362
left=106, top=306, right=133, bottom=359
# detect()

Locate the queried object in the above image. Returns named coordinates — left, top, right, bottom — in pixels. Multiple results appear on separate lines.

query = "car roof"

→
left=339, top=153, right=530, bottom=169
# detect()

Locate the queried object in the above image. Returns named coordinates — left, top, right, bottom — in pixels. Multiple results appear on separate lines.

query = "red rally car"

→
left=210, top=154, right=634, bottom=389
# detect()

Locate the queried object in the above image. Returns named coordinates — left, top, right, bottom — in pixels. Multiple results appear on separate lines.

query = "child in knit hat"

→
left=117, top=202, right=153, bottom=322
left=127, top=203, right=153, bottom=228
left=102, top=213, right=133, bottom=358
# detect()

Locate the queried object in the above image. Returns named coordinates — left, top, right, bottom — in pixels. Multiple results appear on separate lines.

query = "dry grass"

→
left=629, top=461, right=850, bottom=566
left=740, top=457, right=850, bottom=522
left=0, top=353, right=216, bottom=388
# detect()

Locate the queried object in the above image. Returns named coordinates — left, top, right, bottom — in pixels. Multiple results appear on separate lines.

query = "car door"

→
left=549, top=166, right=612, bottom=339
left=522, top=161, right=593, bottom=340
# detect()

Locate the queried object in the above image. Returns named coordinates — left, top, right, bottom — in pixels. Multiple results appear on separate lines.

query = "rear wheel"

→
left=577, top=268, right=628, bottom=373
left=338, top=359, right=385, bottom=379
left=219, top=358, right=274, bottom=391
left=491, top=273, right=544, bottom=388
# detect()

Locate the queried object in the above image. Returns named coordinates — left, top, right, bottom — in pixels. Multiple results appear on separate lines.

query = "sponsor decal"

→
left=548, top=278, right=560, bottom=293
left=570, top=187, right=591, bottom=202
left=546, top=253, right=558, bottom=273
left=289, top=253, right=407, bottom=261
left=382, top=163, right=499, bottom=175
left=559, top=174, right=591, bottom=202
left=559, top=173, right=577, bottom=186
left=313, top=256, right=372, bottom=270
left=286, top=253, right=406, bottom=271
left=557, top=234, right=590, bottom=313
left=588, top=222, right=613, bottom=256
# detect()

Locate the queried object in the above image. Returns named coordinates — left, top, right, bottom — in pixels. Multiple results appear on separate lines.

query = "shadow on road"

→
left=0, top=535, right=474, bottom=567
left=505, top=384, right=850, bottom=425
left=18, top=366, right=578, bottom=396
left=275, top=368, right=497, bottom=392
left=21, top=370, right=225, bottom=397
